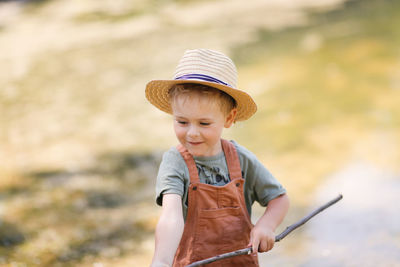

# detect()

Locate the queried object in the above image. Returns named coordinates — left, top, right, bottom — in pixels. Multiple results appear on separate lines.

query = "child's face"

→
left=171, top=94, right=236, bottom=157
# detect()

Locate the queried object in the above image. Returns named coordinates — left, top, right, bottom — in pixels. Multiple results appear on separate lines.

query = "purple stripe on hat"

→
left=174, top=74, right=232, bottom=88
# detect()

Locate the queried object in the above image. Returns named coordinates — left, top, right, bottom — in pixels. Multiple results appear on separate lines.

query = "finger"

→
left=264, top=238, right=274, bottom=252
left=268, top=239, right=275, bottom=251
left=252, top=236, right=260, bottom=254
left=248, top=234, right=253, bottom=248
left=259, top=239, right=268, bottom=252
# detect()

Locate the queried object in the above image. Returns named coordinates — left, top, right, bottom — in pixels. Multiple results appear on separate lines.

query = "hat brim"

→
left=145, top=79, right=257, bottom=121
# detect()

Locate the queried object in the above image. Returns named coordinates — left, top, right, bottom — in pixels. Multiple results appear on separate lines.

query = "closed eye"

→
left=200, top=122, right=211, bottom=126
left=177, top=120, right=188, bottom=125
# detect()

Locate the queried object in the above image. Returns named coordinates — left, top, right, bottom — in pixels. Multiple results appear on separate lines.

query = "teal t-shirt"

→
left=155, top=140, right=286, bottom=219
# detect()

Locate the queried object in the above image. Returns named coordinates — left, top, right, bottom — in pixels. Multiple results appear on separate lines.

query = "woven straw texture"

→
left=145, top=49, right=257, bottom=121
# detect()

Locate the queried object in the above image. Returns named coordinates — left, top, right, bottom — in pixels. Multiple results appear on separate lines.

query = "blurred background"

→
left=1, top=0, right=399, bottom=266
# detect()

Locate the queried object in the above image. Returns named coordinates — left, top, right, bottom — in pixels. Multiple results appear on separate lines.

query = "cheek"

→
left=203, top=126, right=221, bottom=140
left=173, top=123, right=186, bottom=138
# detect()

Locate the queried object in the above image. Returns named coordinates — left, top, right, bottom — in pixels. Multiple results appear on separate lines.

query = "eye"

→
left=200, top=122, right=211, bottom=126
left=177, top=120, right=187, bottom=125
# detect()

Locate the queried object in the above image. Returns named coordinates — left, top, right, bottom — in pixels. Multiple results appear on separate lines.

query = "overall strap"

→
left=177, top=144, right=200, bottom=183
left=221, top=139, right=243, bottom=180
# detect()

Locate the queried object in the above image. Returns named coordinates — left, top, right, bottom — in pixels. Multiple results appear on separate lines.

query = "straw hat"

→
left=145, top=49, right=257, bottom=121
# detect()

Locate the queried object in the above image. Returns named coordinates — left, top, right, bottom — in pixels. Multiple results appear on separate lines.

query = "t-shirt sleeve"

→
left=251, top=159, right=286, bottom=206
left=234, top=141, right=286, bottom=207
left=155, top=147, right=187, bottom=206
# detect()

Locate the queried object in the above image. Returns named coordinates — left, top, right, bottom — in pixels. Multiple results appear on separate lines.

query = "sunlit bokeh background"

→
left=1, top=0, right=399, bottom=266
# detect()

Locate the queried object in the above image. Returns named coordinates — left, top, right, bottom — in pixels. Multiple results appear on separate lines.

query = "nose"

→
left=187, top=125, right=200, bottom=138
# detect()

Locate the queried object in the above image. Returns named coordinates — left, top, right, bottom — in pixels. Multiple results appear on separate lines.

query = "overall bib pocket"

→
left=193, top=207, right=243, bottom=258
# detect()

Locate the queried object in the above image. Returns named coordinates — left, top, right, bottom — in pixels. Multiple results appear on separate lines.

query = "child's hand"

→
left=248, top=194, right=289, bottom=253
left=248, top=224, right=275, bottom=253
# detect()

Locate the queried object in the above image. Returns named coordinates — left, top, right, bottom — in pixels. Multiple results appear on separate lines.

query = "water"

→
left=258, top=162, right=400, bottom=266
left=305, top=162, right=400, bottom=266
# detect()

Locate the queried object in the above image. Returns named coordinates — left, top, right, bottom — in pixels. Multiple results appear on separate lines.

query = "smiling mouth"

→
left=188, top=141, right=203, bottom=146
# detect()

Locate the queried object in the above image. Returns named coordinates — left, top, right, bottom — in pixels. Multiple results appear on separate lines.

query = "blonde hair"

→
left=168, top=83, right=237, bottom=116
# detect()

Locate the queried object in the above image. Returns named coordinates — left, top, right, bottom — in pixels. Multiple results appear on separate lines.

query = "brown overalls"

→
left=173, top=139, right=259, bottom=267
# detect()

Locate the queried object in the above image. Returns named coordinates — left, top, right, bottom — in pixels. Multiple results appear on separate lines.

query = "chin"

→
left=188, top=149, right=204, bottom=157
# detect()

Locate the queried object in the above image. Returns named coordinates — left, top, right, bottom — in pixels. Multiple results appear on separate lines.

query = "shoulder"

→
left=230, top=140, right=259, bottom=165
left=229, top=140, right=273, bottom=180
left=160, top=146, right=186, bottom=171
left=161, top=147, right=185, bottom=165
left=162, top=146, right=182, bottom=160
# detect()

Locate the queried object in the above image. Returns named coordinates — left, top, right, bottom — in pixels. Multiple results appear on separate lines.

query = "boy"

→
left=146, top=49, right=289, bottom=267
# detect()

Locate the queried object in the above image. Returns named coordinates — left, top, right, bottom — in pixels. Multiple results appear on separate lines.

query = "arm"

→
left=249, top=193, right=289, bottom=253
left=151, top=194, right=184, bottom=267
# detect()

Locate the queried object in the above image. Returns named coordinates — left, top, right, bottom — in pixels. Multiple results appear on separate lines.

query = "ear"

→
left=224, top=108, right=237, bottom=128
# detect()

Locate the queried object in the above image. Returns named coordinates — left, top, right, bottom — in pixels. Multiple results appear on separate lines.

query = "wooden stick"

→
left=186, top=194, right=343, bottom=267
